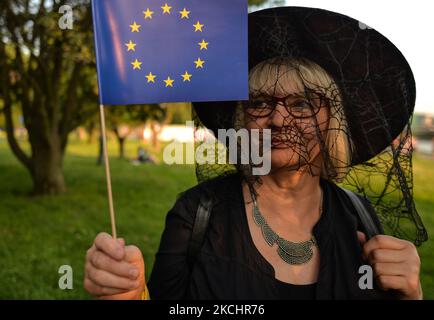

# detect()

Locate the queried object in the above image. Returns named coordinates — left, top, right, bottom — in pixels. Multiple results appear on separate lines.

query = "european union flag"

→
left=92, top=0, right=248, bottom=105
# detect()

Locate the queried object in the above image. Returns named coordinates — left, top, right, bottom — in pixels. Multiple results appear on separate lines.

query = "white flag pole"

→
left=99, top=103, right=117, bottom=239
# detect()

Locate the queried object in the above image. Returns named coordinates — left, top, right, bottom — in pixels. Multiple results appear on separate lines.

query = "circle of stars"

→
left=124, top=3, right=210, bottom=88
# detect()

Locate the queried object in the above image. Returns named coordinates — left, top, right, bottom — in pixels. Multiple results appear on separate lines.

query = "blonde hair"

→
left=245, top=57, right=354, bottom=182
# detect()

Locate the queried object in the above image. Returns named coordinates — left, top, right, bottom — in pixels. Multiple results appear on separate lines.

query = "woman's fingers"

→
left=363, top=235, right=408, bottom=256
left=367, top=248, right=406, bottom=264
left=85, top=262, right=141, bottom=290
left=89, top=249, right=139, bottom=279
left=124, top=245, right=144, bottom=264
left=84, top=234, right=146, bottom=299
left=376, top=275, right=407, bottom=291
left=372, top=262, right=407, bottom=277
left=360, top=234, right=422, bottom=299
left=94, top=232, right=125, bottom=260
left=117, top=238, right=126, bottom=247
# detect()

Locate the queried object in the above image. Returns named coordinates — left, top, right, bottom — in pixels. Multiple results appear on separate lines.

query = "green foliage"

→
left=0, top=1, right=99, bottom=193
left=105, top=104, right=165, bottom=129
left=1, top=0, right=98, bottom=130
left=249, top=0, right=273, bottom=6
left=169, top=103, right=192, bottom=124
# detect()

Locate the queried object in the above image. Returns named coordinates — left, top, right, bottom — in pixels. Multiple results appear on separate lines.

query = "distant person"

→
left=132, top=147, right=155, bottom=165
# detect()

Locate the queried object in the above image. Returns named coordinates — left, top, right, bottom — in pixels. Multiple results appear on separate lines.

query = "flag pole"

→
left=99, top=103, right=117, bottom=239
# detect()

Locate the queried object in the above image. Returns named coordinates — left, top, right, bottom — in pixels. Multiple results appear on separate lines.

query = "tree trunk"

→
left=150, top=121, right=161, bottom=151
left=97, top=135, right=103, bottom=165
left=30, top=136, right=66, bottom=195
left=112, top=125, right=129, bottom=159
left=118, top=137, right=126, bottom=159
left=86, top=121, right=96, bottom=144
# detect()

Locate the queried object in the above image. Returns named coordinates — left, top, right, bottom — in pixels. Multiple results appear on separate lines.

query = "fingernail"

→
left=129, top=268, right=139, bottom=278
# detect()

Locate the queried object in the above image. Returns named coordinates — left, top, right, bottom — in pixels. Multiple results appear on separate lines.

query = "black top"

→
left=276, top=280, right=316, bottom=300
left=147, top=173, right=397, bottom=300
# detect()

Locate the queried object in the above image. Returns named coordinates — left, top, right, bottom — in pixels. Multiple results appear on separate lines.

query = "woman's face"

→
left=244, top=90, right=330, bottom=171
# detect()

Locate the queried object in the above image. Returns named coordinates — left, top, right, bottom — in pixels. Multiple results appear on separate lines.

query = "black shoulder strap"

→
left=187, top=191, right=214, bottom=269
left=339, top=187, right=381, bottom=240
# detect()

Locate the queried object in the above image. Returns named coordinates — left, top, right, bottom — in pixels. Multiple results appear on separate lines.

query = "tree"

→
left=0, top=0, right=97, bottom=195
left=92, top=104, right=170, bottom=162
left=106, top=105, right=167, bottom=159
left=0, top=0, right=273, bottom=195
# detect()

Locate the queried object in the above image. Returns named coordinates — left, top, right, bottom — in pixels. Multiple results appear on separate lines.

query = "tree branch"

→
left=59, top=62, right=82, bottom=139
left=3, top=101, right=32, bottom=171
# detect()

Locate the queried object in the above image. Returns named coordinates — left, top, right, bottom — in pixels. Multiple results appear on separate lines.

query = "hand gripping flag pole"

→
left=99, top=103, right=117, bottom=239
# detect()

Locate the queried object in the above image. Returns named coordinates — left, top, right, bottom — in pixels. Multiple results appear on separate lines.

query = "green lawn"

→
left=0, top=137, right=433, bottom=299
left=0, top=138, right=197, bottom=299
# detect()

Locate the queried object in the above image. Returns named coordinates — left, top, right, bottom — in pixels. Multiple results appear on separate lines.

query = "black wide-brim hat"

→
left=193, top=6, right=416, bottom=165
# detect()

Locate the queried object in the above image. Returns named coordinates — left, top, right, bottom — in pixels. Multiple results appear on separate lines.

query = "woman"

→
left=83, top=7, right=425, bottom=300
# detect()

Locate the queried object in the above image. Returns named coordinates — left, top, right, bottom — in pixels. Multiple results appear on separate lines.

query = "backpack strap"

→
left=187, top=191, right=214, bottom=269
left=339, top=187, right=381, bottom=240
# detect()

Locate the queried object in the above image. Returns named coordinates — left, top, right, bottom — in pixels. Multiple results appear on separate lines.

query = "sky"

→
left=254, top=0, right=434, bottom=115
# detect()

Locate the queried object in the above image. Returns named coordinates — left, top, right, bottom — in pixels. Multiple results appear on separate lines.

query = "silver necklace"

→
left=248, top=185, right=323, bottom=265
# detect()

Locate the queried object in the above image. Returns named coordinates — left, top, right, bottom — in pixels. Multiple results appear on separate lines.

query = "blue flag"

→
left=92, top=0, right=248, bottom=105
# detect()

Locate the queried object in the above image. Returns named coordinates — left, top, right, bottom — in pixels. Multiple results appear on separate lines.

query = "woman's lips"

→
left=271, top=135, right=304, bottom=148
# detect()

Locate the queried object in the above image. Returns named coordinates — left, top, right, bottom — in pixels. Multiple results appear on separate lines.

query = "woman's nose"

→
left=268, top=103, right=290, bottom=127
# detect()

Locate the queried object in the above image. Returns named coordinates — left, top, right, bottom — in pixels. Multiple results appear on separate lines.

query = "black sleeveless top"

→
left=276, top=281, right=316, bottom=299
left=147, top=173, right=396, bottom=300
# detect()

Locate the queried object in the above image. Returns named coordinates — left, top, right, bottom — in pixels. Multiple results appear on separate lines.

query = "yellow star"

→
left=179, top=8, right=190, bottom=19
left=143, top=8, right=154, bottom=19
left=194, top=58, right=205, bottom=68
left=125, top=40, right=136, bottom=52
left=193, top=21, right=204, bottom=32
left=164, top=76, right=174, bottom=87
left=131, top=59, right=142, bottom=70
left=145, top=72, right=156, bottom=83
left=161, top=3, right=172, bottom=14
left=181, top=71, right=192, bottom=82
left=198, top=39, right=209, bottom=50
left=130, top=21, right=141, bottom=32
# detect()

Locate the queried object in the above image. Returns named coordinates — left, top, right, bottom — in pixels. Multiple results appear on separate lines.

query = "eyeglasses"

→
left=244, top=92, right=327, bottom=119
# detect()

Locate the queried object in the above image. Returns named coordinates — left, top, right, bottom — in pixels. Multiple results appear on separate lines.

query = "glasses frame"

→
left=243, top=90, right=328, bottom=119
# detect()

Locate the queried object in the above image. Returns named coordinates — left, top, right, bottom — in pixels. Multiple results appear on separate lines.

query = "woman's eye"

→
left=292, top=101, right=310, bottom=111
left=246, top=100, right=273, bottom=117
left=250, top=100, right=269, bottom=108
left=289, top=100, right=320, bottom=118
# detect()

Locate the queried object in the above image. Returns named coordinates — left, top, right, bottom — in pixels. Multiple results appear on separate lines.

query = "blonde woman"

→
left=83, top=7, right=424, bottom=300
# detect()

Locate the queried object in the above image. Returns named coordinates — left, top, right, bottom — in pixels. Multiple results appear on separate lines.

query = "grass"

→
left=0, top=137, right=197, bottom=299
left=0, top=137, right=433, bottom=299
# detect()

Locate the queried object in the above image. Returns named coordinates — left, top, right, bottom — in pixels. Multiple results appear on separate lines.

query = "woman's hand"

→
left=358, top=232, right=422, bottom=300
left=84, top=232, right=145, bottom=300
